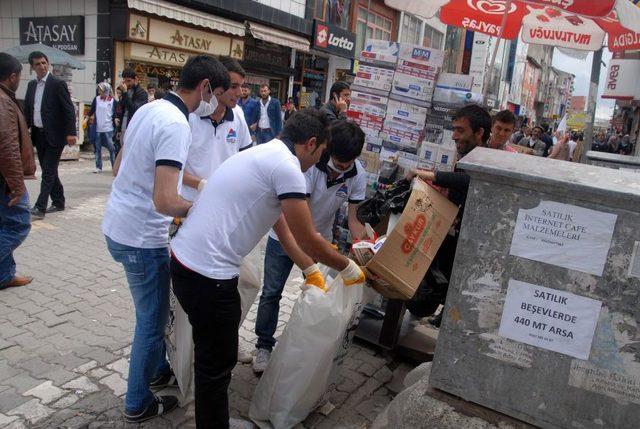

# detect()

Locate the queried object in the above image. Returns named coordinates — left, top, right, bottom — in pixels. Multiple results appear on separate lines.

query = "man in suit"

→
left=24, top=51, right=76, bottom=220
left=255, top=84, right=282, bottom=144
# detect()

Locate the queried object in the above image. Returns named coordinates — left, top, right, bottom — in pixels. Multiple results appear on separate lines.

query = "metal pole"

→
left=482, top=0, right=511, bottom=105
left=580, top=48, right=603, bottom=164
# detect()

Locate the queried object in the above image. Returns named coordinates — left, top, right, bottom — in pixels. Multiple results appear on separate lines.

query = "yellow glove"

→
left=340, top=259, right=365, bottom=287
left=303, top=264, right=326, bottom=291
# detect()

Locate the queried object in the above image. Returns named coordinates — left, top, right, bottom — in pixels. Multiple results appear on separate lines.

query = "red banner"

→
left=596, top=13, right=640, bottom=52
left=440, top=0, right=530, bottom=39
left=523, top=0, right=616, bottom=17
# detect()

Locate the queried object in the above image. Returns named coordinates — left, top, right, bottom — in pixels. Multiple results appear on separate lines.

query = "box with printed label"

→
left=437, top=147, right=457, bottom=166
left=353, top=64, right=395, bottom=92
left=360, top=179, right=458, bottom=300
left=380, top=128, right=421, bottom=150
left=359, top=150, right=381, bottom=174
left=391, top=71, right=436, bottom=102
left=398, top=44, right=445, bottom=67
left=419, top=142, right=439, bottom=163
left=349, top=90, right=389, bottom=118
left=385, top=99, right=428, bottom=130
left=436, top=72, right=474, bottom=91
left=347, top=111, right=384, bottom=132
left=360, top=39, right=400, bottom=65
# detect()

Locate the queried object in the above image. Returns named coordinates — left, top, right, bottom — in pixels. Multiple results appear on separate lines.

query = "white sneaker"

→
left=229, top=417, right=255, bottom=429
left=252, top=348, right=271, bottom=374
left=237, top=343, right=253, bottom=363
left=93, top=168, right=102, bottom=174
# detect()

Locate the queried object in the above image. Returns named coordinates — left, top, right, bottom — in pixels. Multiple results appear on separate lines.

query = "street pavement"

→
left=0, top=157, right=413, bottom=428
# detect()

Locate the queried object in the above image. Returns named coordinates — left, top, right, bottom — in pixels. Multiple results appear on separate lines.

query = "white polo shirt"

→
left=182, top=106, right=252, bottom=202
left=95, top=96, right=115, bottom=133
left=102, top=93, right=191, bottom=248
left=269, top=158, right=367, bottom=241
left=171, top=139, right=307, bottom=279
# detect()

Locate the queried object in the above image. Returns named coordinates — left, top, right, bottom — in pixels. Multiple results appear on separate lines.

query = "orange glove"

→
left=303, top=264, right=326, bottom=291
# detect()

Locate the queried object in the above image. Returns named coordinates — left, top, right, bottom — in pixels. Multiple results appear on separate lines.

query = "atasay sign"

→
left=313, top=20, right=356, bottom=59
left=19, top=16, right=84, bottom=55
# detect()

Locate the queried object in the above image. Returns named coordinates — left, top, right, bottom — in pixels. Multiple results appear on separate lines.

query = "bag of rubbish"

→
left=249, top=269, right=364, bottom=429
left=356, top=179, right=412, bottom=227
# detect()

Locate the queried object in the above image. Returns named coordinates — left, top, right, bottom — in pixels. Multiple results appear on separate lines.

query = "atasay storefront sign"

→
left=20, top=16, right=84, bottom=55
left=313, top=20, right=356, bottom=59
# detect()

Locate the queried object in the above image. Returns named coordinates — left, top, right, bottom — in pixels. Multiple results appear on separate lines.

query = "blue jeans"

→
left=0, top=191, right=31, bottom=287
left=255, top=237, right=294, bottom=351
left=256, top=128, right=275, bottom=145
left=95, top=131, right=115, bottom=170
left=105, top=236, right=171, bottom=413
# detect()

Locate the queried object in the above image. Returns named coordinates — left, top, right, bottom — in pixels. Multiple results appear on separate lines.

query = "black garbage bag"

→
left=356, top=179, right=412, bottom=227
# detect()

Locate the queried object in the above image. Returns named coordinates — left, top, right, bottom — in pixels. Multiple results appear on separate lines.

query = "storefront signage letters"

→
left=147, top=18, right=232, bottom=57
left=313, top=20, right=356, bottom=59
left=127, top=42, right=190, bottom=67
left=20, top=16, right=85, bottom=55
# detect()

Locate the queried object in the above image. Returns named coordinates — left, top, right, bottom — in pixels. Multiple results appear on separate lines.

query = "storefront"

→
left=296, top=19, right=356, bottom=108
left=112, top=9, right=246, bottom=91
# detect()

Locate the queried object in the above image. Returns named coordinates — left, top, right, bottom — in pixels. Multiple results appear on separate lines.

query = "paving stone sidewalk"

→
left=0, top=159, right=414, bottom=428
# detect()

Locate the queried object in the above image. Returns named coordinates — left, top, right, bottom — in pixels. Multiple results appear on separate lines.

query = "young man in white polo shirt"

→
left=252, top=120, right=368, bottom=373
left=181, top=57, right=252, bottom=203
left=102, top=55, right=229, bottom=424
left=170, top=109, right=365, bottom=428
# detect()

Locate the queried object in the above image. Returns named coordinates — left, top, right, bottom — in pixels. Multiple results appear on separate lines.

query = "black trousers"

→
left=170, top=257, right=240, bottom=429
left=31, top=128, right=65, bottom=211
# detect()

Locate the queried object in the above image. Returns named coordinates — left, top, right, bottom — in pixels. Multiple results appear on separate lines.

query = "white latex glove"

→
left=197, top=178, right=207, bottom=192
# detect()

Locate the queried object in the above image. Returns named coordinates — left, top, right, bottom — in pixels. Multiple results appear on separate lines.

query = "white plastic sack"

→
left=249, top=270, right=365, bottom=429
left=166, top=256, right=262, bottom=403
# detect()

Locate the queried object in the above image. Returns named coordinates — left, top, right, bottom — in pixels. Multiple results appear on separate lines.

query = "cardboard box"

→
left=360, top=39, right=400, bottom=65
left=398, top=44, right=445, bottom=67
left=350, top=90, right=389, bottom=118
left=419, top=142, right=439, bottom=163
left=353, top=64, right=395, bottom=92
left=385, top=99, right=428, bottom=130
left=359, top=150, right=381, bottom=174
left=391, top=71, right=436, bottom=102
left=347, top=111, right=384, bottom=132
left=380, top=127, right=422, bottom=149
left=437, top=147, right=457, bottom=166
left=361, top=179, right=458, bottom=300
left=436, top=72, right=474, bottom=91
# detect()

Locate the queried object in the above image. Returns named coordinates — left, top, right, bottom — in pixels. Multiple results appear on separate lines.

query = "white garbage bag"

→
left=166, top=256, right=262, bottom=403
left=249, top=270, right=365, bottom=429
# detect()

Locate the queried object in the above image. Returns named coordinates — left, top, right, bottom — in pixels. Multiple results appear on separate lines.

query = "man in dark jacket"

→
left=0, top=53, right=37, bottom=288
left=319, top=81, right=350, bottom=124
left=116, top=67, right=148, bottom=135
left=409, top=104, right=491, bottom=326
left=24, top=51, right=76, bottom=219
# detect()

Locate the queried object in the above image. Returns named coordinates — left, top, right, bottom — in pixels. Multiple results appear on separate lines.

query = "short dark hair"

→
left=260, top=84, right=270, bottom=90
left=328, top=121, right=364, bottom=162
left=147, top=82, right=157, bottom=90
left=154, top=88, right=166, bottom=100
left=122, top=67, right=137, bottom=79
left=241, top=83, right=250, bottom=88
left=219, top=57, right=246, bottom=78
left=179, top=55, right=230, bottom=91
left=329, top=81, right=350, bottom=100
left=453, top=104, right=492, bottom=144
left=493, top=109, right=516, bottom=126
left=28, top=51, right=48, bottom=66
left=281, top=108, right=329, bottom=147
left=0, top=53, right=22, bottom=81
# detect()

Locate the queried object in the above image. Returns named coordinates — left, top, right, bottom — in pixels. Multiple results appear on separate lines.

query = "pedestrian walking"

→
left=252, top=120, right=368, bottom=374
left=169, top=109, right=365, bottom=429
left=255, top=84, right=282, bottom=144
left=87, top=82, right=116, bottom=173
left=102, top=55, right=230, bottom=424
left=0, top=53, right=36, bottom=289
left=24, top=51, right=77, bottom=220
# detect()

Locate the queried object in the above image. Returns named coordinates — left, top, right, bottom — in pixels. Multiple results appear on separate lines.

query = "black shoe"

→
left=124, top=395, right=179, bottom=423
left=30, top=207, right=45, bottom=220
left=149, top=371, right=178, bottom=390
left=427, top=312, right=443, bottom=328
left=46, top=205, right=65, bottom=213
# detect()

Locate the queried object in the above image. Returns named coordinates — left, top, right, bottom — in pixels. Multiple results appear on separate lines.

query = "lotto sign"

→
left=313, top=20, right=356, bottom=59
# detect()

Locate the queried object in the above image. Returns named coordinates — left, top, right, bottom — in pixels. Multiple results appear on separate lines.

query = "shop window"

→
left=355, top=6, right=393, bottom=54
left=313, top=0, right=351, bottom=29
left=423, top=25, right=444, bottom=49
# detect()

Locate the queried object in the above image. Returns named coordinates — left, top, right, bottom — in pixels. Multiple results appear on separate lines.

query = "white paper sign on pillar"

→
left=499, top=279, right=602, bottom=360
left=509, top=201, right=617, bottom=276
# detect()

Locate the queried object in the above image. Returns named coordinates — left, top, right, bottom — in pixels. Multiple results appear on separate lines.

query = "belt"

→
left=258, top=127, right=272, bottom=132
